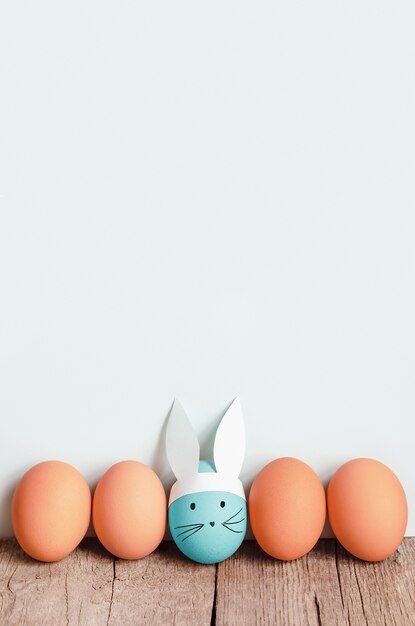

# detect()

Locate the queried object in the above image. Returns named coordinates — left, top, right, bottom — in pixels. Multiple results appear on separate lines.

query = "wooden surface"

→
left=0, top=538, right=414, bottom=626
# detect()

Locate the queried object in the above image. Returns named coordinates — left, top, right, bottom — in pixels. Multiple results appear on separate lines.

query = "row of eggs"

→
left=12, top=457, right=407, bottom=564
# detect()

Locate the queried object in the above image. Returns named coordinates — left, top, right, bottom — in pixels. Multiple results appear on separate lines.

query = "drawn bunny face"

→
left=166, top=398, right=247, bottom=564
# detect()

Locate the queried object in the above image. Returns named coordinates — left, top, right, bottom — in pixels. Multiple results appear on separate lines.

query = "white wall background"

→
left=0, top=1, right=414, bottom=537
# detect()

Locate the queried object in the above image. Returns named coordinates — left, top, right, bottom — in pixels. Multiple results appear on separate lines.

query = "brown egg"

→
left=327, top=458, right=407, bottom=561
left=12, top=461, right=91, bottom=562
left=92, top=461, right=167, bottom=559
left=249, top=457, right=326, bottom=560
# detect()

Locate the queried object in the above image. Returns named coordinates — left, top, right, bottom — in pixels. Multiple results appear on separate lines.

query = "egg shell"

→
left=249, top=457, right=326, bottom=560
left=12, top=461, right=91, bottom=562
left=92, top=461, right=167, bottom=560
left=327, top=458, right=407, bottom=562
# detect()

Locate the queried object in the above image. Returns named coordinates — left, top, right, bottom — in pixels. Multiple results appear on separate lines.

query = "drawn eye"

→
left=190, top=502, right=196, bottom=510
left=220, top=501, right=225, bottom=508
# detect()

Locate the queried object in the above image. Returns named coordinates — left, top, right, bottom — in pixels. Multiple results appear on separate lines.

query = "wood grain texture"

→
left=215, top=539, right=415, bottom=626
left=0, top=538, right=114, bottom=626
left=0, top=538, right=414, bottom=626
left=334, top=538, right=415, bottom=626
left=106, top=542, right=216, bottom=626
left=0, top=539, right=215, bottom=626
left=215, top=539, right=345, bottom=626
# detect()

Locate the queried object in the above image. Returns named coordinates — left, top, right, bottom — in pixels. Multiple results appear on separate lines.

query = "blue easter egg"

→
left=169, top=490, right=247, bottom=564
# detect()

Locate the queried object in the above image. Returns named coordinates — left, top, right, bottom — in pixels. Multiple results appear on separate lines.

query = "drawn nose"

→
left=210, top=521, right=215, bottom=527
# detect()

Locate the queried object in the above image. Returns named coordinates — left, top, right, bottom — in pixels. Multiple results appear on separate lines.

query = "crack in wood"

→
left=314, top=593, right=322, bottom=626
left=106, top=558, right=116, bottom=626
left=353, top=561, right=369, bottom=626
left=210, top=564, right=218, bottom=626
left=334, top=541, right=345, bottom=609
left=64, top=572, right=70, bottom=626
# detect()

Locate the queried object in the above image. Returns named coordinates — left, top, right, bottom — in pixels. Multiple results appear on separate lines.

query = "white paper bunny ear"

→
left=166, top=398, right=200, bottom=481
left=213, top=397, right=245, bottom=478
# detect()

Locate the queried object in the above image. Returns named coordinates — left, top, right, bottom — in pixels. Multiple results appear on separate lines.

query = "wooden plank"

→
left=215, top=539, right=415, bottom=626
left=215, top=539, right=347, bottom=626
left=1, top=537, right=414, bottom=625
left=335, top=537, right=415, bottom=626
left=107, top=541, right=216, bottom=626
left=0, top=539, right=216, bottom=626
left=0, top=538, right=115, bottom=626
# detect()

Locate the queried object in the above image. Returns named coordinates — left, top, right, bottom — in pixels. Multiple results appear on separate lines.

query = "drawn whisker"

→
left=174, top=523, right=204, bottom=529
left=223, top=507, right=243, bottom=525
left=182, top=525, right=204, bottom=542
left=221, top=524, right=244, bottom=534
left=176, top=524, right=204, bottom=538
left=224, top=518, right=245, bottom=526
